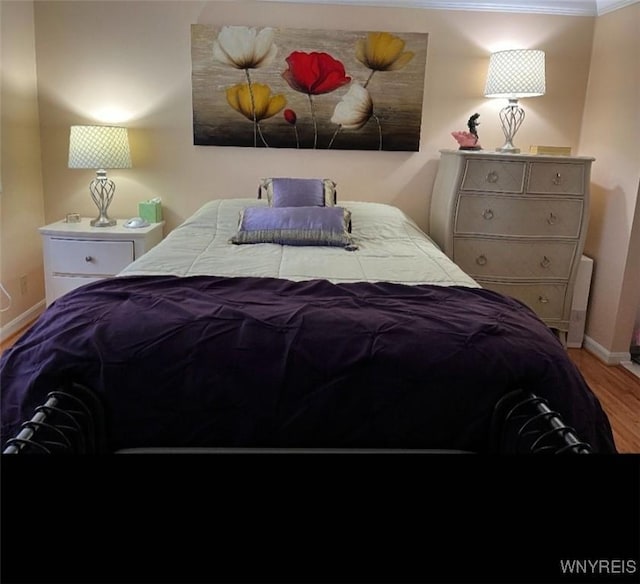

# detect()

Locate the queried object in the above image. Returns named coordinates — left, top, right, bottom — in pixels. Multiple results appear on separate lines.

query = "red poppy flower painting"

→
left=191, top=25, right=428, bottom=151
left=282, top=52, right=351, bottom=95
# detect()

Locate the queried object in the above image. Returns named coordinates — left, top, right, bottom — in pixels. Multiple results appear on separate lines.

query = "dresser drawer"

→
left=454, top=239, right=576, bottom=279
left=527, top=162, right=585, bottom=195
left=455, top=195, right=583, bottom=238
left=460, top=159, right=526, bottom=193
left=48, top=238, right=134, bottom=276
left=481, top=281, right=567, bottom=321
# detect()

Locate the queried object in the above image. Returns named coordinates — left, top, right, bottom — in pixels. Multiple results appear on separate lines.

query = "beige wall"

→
left=4, top=0, right=638, bottom=360
left=0, top=0, right=46, bottom=332
left=32, top=1, right=595, bottom=234
left=579, top=2, right=640, bottom=358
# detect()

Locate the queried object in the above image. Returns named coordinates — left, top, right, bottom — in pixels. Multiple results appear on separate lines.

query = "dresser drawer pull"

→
left=85, top=256, right=93, bottom=262
left=538, top=295, right=550, bottom=304
left=547, top=212, right=557, bottom=225
left=552, top=172, right=563, bottom=185
left=540, top=256, right=551, bottom=269
left=482, top=209, right=494, bottom=220
left=486, top=171, right=499, bottom=184
left=476, top=254, right=488, bottom=266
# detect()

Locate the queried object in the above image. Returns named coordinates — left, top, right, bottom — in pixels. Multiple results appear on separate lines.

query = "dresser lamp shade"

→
left=484, top=49, right=545, bottom=153
left=68, top=125, right=132, bottom=227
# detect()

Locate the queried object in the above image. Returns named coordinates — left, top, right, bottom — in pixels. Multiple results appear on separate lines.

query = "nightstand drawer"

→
left=460, top=160, right=526, bottom=193
left=455, top=195, right=583, bottom=238
left=481, top=281, right=567, bottom=321
left=49, top=276, right=103, bottom=301
left=49, top=238, right=134, bottom=276
left=527, top=162, right=585, bottom=195
left=454, top=239, right=576, bottom=279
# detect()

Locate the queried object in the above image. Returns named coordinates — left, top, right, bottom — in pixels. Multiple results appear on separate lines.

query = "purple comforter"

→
left=0, top=275, right=616, bottom=452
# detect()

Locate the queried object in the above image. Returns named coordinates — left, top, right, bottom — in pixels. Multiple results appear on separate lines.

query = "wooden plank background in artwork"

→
left=191, top=25, right=428, bottom=151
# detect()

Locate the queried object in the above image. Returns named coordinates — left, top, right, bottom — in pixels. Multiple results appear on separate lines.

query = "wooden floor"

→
left=0, top=324, right=35, bottom=353
left=567, top=348, right=640, bottom=454
left=2, top=324, right=639, bottom=453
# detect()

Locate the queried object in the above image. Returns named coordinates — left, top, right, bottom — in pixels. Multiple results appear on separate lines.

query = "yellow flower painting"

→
left=192, top=25, right=428, bottom=151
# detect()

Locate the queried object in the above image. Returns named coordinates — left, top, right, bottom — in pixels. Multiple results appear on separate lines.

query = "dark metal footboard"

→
left=2, top=382, right=107, bottom=454
left=490, top=389, right=593, bottom=454
left=2, top=384, right=593, bottom=454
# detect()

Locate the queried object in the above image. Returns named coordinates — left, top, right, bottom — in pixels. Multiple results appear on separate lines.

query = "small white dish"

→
left=124, top=217, right=150, bottom=229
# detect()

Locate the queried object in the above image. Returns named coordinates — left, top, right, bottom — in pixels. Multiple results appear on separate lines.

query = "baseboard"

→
left=583, top=335, right=631, bottom=365
left=0, top=300, right=45, bottom=343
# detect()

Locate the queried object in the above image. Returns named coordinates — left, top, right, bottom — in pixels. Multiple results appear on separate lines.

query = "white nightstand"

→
left=39, top=218, right=164, bottom=305
left=429, top=149, right=593, bottom=338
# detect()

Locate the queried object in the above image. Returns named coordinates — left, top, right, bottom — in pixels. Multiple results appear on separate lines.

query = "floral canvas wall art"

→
left=191, top=25, right=429, bottom=151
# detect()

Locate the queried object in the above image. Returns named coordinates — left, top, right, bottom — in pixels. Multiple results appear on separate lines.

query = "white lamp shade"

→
left=484, top=49, right=546, bottom=99
left=68, top=125, right=132, bottom=169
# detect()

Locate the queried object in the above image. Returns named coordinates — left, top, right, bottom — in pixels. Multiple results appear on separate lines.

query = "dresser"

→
left=39, top=218, right=164, bottom=305
left=429, top=149, right=593, bottom=337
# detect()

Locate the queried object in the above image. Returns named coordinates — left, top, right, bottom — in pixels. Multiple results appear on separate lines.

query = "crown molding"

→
left=258, top=0, right=639, bottom=16
left=371, top=1, right=599, bottom=15
left=596, top=0, right=638, bottom=14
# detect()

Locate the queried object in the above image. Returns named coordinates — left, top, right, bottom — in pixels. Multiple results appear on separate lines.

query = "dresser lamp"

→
left=484, top=49, right=546, bottom=153
left=68, top=125, right=132, bottom=227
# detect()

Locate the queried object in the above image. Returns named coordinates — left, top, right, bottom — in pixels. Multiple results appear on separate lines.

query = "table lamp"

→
left=484, top=49, right=546, bottom=153
left=68, top=125, right=132, bottom=227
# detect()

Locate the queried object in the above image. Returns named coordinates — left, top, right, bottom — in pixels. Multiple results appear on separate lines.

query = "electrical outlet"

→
left=19, top=275, right=28, bottom=296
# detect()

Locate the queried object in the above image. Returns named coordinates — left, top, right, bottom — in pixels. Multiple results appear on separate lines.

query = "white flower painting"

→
left=192, top=25, right=429, bottom=151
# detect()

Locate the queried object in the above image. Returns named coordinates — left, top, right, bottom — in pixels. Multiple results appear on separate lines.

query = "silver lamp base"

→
left=497, top=99, right=525, bottom=154
left=496, top=142, right=520, bottom=154
left=90, top=215, right=117, bottom=227
left=89, top=170, right=117, bottom=227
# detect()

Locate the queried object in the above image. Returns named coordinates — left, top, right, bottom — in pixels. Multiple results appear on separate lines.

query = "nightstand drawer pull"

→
left=547, top=212, right=557, bottom=225
left=538, top=295, right=550, bottom=304
left=552, top=172, right=563, bottom=185
left=540, top=256, right=551, bottom=269
left=85, top=256, right=93, bottom=262
left=482, top=209, right=494, bottom=220
left=486, top=171, right=499, bottom=183
left=476, top=254, right=488, bottom=266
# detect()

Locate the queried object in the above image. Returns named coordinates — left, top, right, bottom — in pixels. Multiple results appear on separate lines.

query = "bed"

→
left=0, top=193, right=617, bottom=454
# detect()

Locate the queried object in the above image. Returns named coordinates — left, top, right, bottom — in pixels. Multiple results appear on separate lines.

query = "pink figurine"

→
left=451, top=131, right=481, bottom=150
left=451, top=113, right=482, bottom=150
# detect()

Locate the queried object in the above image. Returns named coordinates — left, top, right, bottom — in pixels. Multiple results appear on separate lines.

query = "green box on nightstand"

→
left=138, top=199, right=162, bottom=223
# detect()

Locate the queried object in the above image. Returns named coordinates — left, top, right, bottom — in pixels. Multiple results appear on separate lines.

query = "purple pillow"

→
left=259, top=178, right=337, bottom=207
left=230, top=206, right=355, bottom=249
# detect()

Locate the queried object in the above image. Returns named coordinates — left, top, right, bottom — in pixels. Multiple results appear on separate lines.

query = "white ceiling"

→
left=258, top=0, right=638, bottom=16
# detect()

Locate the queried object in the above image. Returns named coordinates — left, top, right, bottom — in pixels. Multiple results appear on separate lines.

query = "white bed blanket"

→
left=119, top=198, right=479, bottom=288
